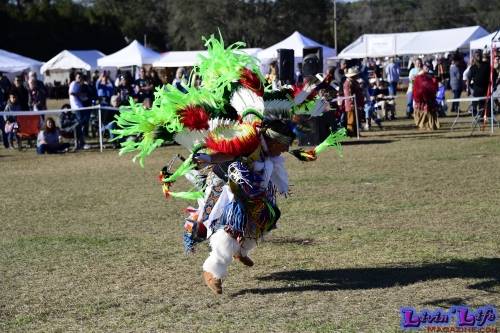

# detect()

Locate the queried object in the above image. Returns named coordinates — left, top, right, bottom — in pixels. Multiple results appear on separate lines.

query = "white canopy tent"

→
left=337, top=32, right=419, bottom=59
left=0, top=49, right=43, bottom=74
left=401, top=26, right=488, bottom=55
left=41, top=50, right=105, bottom=74
left=257, top=31, right=336, bottom=70
left=470, top=30, right=500, bottom=50
left=338, top=26, right=489, bottom=59
left=97, top=40, right=160, bottom=68
left=153, top=48, right=262, bottom=68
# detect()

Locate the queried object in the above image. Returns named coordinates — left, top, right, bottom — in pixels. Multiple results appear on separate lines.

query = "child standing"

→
left=436, top=78, right=447, bottom=117
left=3, top=92, right=20, bottom=149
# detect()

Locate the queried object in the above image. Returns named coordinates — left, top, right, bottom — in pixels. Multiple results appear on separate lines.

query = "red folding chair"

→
left=16, top=115, right=41, bottom=150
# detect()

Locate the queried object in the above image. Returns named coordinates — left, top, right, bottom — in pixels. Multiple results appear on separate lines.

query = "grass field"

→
left=1, top=100, right=499, bottom=332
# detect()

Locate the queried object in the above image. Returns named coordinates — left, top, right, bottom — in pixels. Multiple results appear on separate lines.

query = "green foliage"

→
left=1, top=0, right=499, bottom=61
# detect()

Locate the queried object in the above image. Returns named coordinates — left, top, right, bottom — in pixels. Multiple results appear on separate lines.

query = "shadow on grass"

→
left=266, top=237, right=315, bottom=246
left=423, top=297, right=474, bottom=307
left=232, top=258, right=500, bottom=296
left=342, top=139, right=394, bottom=146
left=443, top=134, right=492, bottom=139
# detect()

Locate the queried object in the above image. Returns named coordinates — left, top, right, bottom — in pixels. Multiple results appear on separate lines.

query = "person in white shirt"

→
left=68, top=73, right=87, bottom=149
left=69, top=73, right=83, bottom=109
left=406, top=58, right=422, bottom=118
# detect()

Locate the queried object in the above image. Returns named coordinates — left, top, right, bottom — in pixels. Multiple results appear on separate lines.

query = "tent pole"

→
left=98, top=105, right=103, bottom=152
left=353, top=95, right=360, bottom=140
left=491, top=44, right=494, bottom=134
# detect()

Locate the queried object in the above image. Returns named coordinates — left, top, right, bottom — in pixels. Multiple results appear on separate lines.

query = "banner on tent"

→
left=365, top=36, right=396, bottom=57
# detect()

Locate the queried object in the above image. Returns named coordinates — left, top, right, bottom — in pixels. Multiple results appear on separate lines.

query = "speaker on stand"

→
left=277, top=48, right=295, bottom=85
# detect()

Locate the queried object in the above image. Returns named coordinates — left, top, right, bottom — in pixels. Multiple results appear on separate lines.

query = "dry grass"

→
left=1, top=99, right=499, bottom=332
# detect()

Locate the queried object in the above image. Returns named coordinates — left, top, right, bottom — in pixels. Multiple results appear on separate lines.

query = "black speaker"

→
left=277, top=49, right=295, bottom=84
left=296, top=112, right=335, bottom=146
left=302, top=47, right=323, bottom=77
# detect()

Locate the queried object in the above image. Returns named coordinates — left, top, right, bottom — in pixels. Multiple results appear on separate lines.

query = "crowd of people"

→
left=1, top=50, right=499, bottom=153
left=0, top=66, right=169, bottom=153
left=269, top=48, right=500, bottom=136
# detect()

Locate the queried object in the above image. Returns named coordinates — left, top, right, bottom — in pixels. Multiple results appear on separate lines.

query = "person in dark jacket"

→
left=449, top=58, right=463, bottom=113
left=470, top=50, right=490, bottom=116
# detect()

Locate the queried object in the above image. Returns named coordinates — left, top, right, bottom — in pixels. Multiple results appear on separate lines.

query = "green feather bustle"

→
left=194, top=32, right=264, bottom=100
left=314, top=128, right=347, bottom=157
left=113, top=84, right=219, bottom=166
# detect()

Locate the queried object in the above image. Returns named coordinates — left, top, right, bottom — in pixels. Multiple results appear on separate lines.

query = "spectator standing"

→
left=28, top=78, right=47, bottom=111
left=3, top=92, right=21, bottom=148
left=436, top=57, right=447, bottom=84
left=172, top=67, right=188, bottom=93
left=116, top=72, right=134, bottom=106
left=436, top=78, right=447, bottom=117
left=407, top=58, right=423, bottom=118
left=359, top=58, right=370, bottom=85
left=80, top=75, right=95, bottom=137
left=28, top=72, right=46, bottom=96
left=413, top=61, right=440, bottom=130
left=114, top=69, right=122, bottom=87
left=91, top=70, right=100, bottom=88
left=36, top=117, right=70, bottom=154
left=96, top=71, right=114, bottom=105
left=10, top=76, right=29, bottom=111
left=384, top=58, right=400, bottom=96
left=265, top=62, right=280, bottom=91
left=334, top=60, right=347, bottom=87
left=148, top=68, right=163, bottom=90
left=449, top=57, right=463, bottom=113
left=493, top=55, right=500, bottom=111
left=134, top=67, right=154, bottom=103
left=471, top=51, right=491, bottom=116
left=0, top=71, right=11, bottom=148
left=374, top=59, right=384, bottom=79
left=343, top=67, right=364, bottom=137
left=68, top=72, right=87, bottom=149
left=0, top=71, right=11, bottom=108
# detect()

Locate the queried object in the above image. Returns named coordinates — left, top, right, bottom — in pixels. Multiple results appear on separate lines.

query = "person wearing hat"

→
left=343, top=66, right=364, bottom=136
left=413, top=61, right=440, bottom=130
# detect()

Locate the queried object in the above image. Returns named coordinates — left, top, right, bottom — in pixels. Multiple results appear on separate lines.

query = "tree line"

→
left=1, top=0, right=499, bottom=61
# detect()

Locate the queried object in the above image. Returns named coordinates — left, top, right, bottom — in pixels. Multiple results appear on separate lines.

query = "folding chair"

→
left=16, top=115, right=41, bottom=150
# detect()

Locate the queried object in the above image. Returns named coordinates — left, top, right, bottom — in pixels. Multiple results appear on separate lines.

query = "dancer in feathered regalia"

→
left=113, top=33, right=346, bottom=294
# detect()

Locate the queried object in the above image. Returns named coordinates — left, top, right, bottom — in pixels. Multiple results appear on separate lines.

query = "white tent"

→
left=0, top=49, right=42, bottom=73
left=338, top=26, right=489, bottom=59
left=41, top=50, right=105, bottom=74
left=257, top=31, right=336, bottom=69
left=152, top=48, right=262, bottom=67
left=401, top=26, right=488, bottom=55
left=97, top=40, right=160, bottom=68
left=470, top=30, right=500, bottom=50
left=337, top=32, right=419, bottom=59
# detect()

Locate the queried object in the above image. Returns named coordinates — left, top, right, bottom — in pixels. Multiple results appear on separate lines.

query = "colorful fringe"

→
left=290, top=128, right=347, bottom=161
